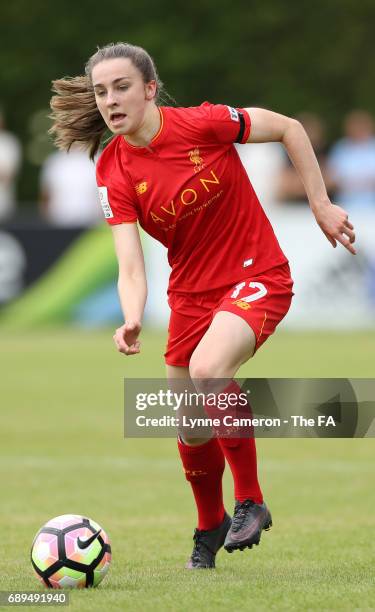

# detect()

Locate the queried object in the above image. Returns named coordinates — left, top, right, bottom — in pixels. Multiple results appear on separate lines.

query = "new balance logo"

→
left=232, top=299, right=251, bottom=310
left=135, top=182, right=148, bottom=195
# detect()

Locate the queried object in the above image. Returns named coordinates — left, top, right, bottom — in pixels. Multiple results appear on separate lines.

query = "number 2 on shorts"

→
left=231, top=281, right=267, bottom=302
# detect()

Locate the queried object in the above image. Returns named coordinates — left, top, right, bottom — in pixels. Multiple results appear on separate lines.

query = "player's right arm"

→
left=245, top=107, right=356, bottom=254
left=111, top=223, right=147, bottom=356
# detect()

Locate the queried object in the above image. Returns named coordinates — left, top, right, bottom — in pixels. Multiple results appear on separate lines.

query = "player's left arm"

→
left=245, top=107, right=356, bottom=254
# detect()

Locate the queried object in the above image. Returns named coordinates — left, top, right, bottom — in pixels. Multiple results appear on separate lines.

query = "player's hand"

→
left=314, top=202, right=356, bottom=255
left=113, top=321, right=142, bottom=355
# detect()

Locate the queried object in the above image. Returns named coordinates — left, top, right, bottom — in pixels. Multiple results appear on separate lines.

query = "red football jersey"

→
left=96, top=102, right=288, bottom=293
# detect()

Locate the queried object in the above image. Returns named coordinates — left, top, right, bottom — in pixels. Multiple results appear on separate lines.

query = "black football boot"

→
left=224, top=499, right=272, bottom=552
left=186, top=512, right=232, bottom=569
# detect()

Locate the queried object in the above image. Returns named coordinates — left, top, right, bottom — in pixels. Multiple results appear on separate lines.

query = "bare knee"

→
left=189, top=357, right=215, bottom=382
left=189, top=337, right=250, bottom=386
left=189, top=356, right=232, bottom=395
left=189, top=357, right=218, bottom=393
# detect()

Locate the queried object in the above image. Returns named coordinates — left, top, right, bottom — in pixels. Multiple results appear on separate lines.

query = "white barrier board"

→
left=144, top=207, right=375, bottom=330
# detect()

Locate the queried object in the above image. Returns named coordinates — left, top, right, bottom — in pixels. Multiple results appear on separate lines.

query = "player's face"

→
left=92, top=58, right=156, bottom=135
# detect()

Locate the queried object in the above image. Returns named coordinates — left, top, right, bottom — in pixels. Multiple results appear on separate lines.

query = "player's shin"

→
left=201, top=379, right=264, bottom=504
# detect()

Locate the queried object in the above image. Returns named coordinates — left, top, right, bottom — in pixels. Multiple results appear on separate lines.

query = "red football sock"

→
left=205, top=381, right=264, bottom=504
left=177, top=436, right=226, bottom=531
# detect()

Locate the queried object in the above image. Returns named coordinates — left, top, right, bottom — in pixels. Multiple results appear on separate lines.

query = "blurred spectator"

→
left=277, top=112, right=334, bottom=203
left=235, top=142, right=285, bottom=214
left=39, top=144, right=102, bottom=226
left=0, top=107, right=22, bottom=222
left=328, top=110, right=375, bottom=212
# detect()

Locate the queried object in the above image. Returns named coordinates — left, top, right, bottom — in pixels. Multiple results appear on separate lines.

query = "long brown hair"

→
left=49, top=43, right=165, bottom=160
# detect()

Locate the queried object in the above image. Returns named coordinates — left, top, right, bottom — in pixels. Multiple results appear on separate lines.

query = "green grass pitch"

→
left=0, top=328, right=374, bottom=611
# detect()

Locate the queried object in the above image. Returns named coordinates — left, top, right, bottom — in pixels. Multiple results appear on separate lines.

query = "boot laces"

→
left=191, top=530, right=212, bottom=563
left=232, top=499, right=255, bottom=533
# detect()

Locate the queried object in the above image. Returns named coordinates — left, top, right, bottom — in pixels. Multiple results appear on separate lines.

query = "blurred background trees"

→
left=0, top=0, right=374, bottom=204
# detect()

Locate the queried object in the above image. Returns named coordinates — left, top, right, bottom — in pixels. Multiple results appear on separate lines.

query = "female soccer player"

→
left=50, top=42, right=356, bottom=569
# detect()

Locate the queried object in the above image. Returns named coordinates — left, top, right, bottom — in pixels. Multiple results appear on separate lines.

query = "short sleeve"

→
left=197, top=102, right=251, bottom=145
left=96, top=153, right=138, bottom=226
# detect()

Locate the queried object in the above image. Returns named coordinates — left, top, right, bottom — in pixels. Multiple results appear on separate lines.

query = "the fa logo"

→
left=98, top=186, right=114, bottom=218
left=189, top=147, right=204, bottom=173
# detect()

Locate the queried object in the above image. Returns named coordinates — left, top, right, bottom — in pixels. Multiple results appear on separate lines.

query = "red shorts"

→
left=165, top=262, right=294, bottom=367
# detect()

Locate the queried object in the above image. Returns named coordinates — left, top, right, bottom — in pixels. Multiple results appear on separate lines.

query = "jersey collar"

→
left=121, top=107, right=166, bottom=155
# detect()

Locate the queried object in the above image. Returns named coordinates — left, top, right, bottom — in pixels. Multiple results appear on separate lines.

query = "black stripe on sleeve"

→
left=235, top=112, right=246, bottom=143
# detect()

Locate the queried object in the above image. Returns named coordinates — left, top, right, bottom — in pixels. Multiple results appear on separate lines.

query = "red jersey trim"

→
left=106, top=217, right=138, bottom=225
